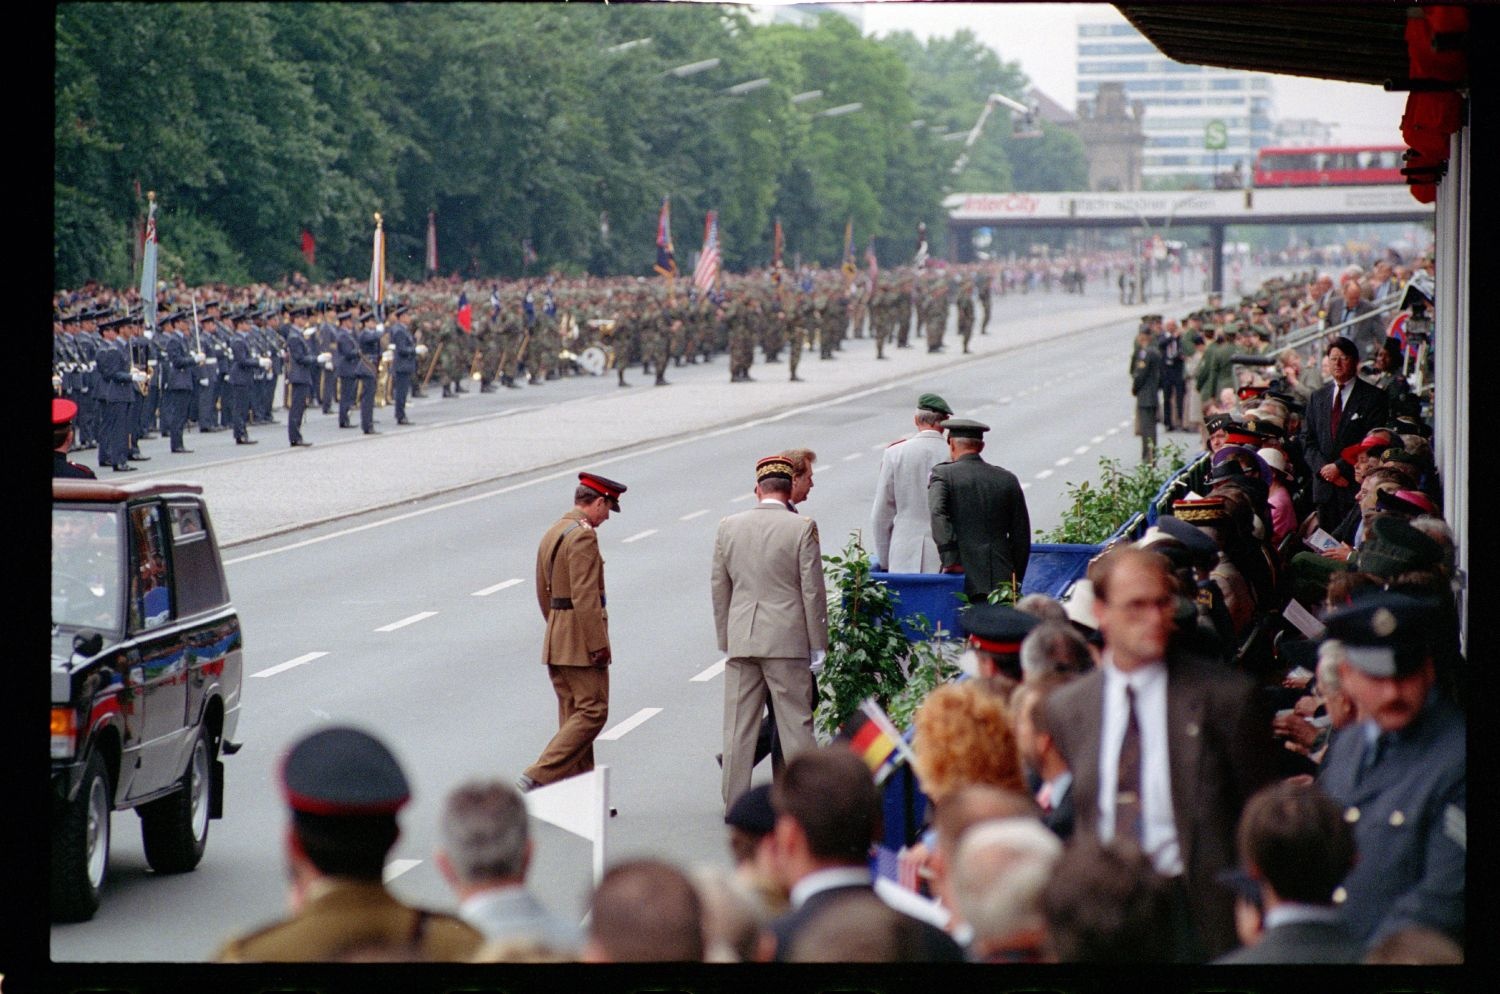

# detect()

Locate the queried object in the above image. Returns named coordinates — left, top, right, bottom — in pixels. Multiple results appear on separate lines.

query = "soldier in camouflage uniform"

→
left=475, top=311, right=502, bottom=393
left=729, top=296, right=756, bottom=382
left=762, top=292, right=785, bottom=364
left=900, top=277, right=916, bottom=349
left=925, top=275, right=949, bottom=353
left=956, top=275, right=976, bottom=354
left=785, top=301, right=805, bottom=382
left=978, top=265, right=994, bottom=335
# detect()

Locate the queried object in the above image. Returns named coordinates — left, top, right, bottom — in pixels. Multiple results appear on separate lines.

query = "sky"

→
left=836, top=2, right=1408, bottom=146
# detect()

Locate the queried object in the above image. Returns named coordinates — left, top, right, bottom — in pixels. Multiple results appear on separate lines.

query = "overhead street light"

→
left=818, top=102, right=863, bottom=118
left=791, top=89, right=823, bottom=104
left=604, top=37, right=653, bottom=54
left=724, top=77, right=771, bottom=96
left=663, top=57, right=721, bottom=78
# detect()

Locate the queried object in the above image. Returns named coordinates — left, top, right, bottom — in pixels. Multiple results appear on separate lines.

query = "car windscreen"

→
left=52, top=507, right=123, bottom=632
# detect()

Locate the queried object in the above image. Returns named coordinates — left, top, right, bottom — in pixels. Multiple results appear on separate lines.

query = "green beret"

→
left=917, top=393, right=952, bottom=416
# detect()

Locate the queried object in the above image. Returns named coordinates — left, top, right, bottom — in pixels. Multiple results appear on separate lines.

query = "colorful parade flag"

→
left=300, top=228, right=317, bottom=268
left=369, top=213, right=387, bottom=319
left=455, top=290, right=472, bottom=334
left=139, top=193, right=158, bottom=330
left=654, top=197, right=677, bottom=278
left=837, top=698, right=916, bottom=785
left=425, top=211, right=439, bottom=274
left=866, top=238, right=879, bottom=284
left=842, top=218, right=856, bottom=280
left=694, top=210, right=720, bottom=294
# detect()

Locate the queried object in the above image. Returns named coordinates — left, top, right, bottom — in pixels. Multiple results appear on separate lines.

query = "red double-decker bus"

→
left=1253, top=145, right=1405, bottom=187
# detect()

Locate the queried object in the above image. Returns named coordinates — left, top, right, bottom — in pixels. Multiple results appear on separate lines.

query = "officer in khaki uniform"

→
left=216, top=726, right=482, bottom=961
left=518, top=472, right=628, bottom=791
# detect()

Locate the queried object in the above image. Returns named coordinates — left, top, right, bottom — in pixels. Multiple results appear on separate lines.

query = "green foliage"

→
left=817, top=534, right=952, bottom=739
left=1040, top=442, right=1190, bottom=545
left=53, top=4, right=1089, bottom=289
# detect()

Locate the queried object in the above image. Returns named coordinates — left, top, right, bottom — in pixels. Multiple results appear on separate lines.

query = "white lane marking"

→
left=1091, top=435, right=1106, bottom=444
left=621, top=529, right=657, bottom=544
left=472, top=578, right=523, bottom=597
left=679, top=509, right=710, bottom=521
left=842, top=452, right=863, bottom=461
left=1036, top=469, right=1054, bottom=480
left=253, top=651, right=327, bottom=679
left=1055, top=457, right=1072, bottom=467
left=1021, top=482, right=1032, bottom=490
left=999, top=396, right=1013, bottom=404
left=814, top=463, right=834, bottom=473
left=730, top=493, right=755, bottom=503
left=1073, top=445, right=1090, bottom=455
left=375, top=611, right=437, bottom=632
left=692, top=658, right=727, bottom=682
left=1119, top=419, right=1131, bottom=428
left=870, top=441, right=890, bottom=450
left=1105, top=427, right=1120, bottom=437
left=383, top=859, right=422, bottom=883
left=597, top=707, right=662, bottom=741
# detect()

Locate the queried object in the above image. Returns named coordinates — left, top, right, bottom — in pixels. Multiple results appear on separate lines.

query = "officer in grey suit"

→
left=356, top=312, right=383, bottom=433
left=1315, top=593, right=1464, bottom=949
left=94, top=318, right=139, bottom=472
left=868, top=392, right=952, bottom=573
left=334, top=311, right=361, bottom=429
left=390, top=305, right=418, bottom=425
left=159, top=312, right=196, bottom=453
left=711, top=455, right=828, bottom=811
left=928, top=419, right=1031, bottom=602
left=228, top=312, right=261, bottom=444
left=284, top=308, right=321, bottom=448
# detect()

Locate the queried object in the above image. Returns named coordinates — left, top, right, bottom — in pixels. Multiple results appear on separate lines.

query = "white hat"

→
left=1062, top=579, right=1098, bottom=632
left=1257, top=447, right=1289, bottom=477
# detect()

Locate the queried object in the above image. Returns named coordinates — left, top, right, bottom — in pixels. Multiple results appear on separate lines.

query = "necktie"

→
left=1330, top=383, right=1343, bottom=442
left=1357, top=732, right=1388, bottom=785
left=1117, top=685, right=1142, bottom=842
left=1036, top=782, right=1053, bottom=814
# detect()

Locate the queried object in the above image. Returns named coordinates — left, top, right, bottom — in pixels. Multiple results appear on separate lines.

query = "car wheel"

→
left=140, top=728, right=211, bottom=874
left=51, top=750, right=111, bottom=922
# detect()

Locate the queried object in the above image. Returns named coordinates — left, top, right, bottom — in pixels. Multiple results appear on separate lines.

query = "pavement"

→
left=177, top=293, right=1194, bottom=547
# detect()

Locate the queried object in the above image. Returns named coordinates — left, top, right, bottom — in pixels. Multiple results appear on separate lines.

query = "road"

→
left=52, top=276, right=1222, bottom=962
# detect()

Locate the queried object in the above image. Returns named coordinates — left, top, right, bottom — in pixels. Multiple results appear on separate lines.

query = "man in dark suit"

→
left=1326, top=280, right=1381, bottom=360
left=1315, top=593, right=1464, bottom=948
left=768, top=749, right=963, bottom=962
left=159, top=313, right=197, bottom=453
left=1044, top=546, right=1279, bottom=961
left=928, top=419, right=1031, bottom=602
left=1214, top=780, right=1363, bottom=964
left=1300, top=337, right=1389, bottom=531
left=1013, top=676, right=1076, bottom=841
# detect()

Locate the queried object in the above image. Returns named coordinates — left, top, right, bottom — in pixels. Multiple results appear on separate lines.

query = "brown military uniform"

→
left=216, top=878, right=483, bottom=962
left=526, top=507, right=611, bottom=784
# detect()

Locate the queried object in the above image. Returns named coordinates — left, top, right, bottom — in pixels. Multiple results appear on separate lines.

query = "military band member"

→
left=228, top=312, right=260, bottom=445
left=285, top=309, right=320, bottom=447
left=334, top=310, right=360, bottom=428
left=356, top=312, right=382, bottom=433
left=215, top=726, right=483, bottom=962
left=159, top=312, right=196, bottom=453
left=390, top=305, right=418, bottom=424
left=94, top=317, right=139, bottom=472
left=518, top=472, right=627, bottom=792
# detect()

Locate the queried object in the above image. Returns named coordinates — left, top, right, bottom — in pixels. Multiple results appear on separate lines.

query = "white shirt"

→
left=789, top=866, right=871, bottom=908
left=1331, top=378, right=1352, bottom=419
left=1096, top=655, right=1183, bottom=876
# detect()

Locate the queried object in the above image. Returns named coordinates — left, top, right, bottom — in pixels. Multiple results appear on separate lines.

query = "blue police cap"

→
left=1322, top=592, right=1438, bottom=678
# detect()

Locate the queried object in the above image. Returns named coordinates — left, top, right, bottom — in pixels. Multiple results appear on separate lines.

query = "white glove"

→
left=193, top=352, right=206, bottom=363
left=52, top=374, right=62, bottom=389
left=321, top=359, right=333, bottom=370
left=87, top=362, right=96, bottom=372
left=147, top=359, right=157, bottom=368
left=810, top=650, right=827, bottom=675
left=131, top=370, right=148, bottom=383
left=259, top=356, right=272, bottom=370
left=382, top=348, right=395, bottom=362
left=303, top=326, right=317, bottom=338
left=205, top=357, right=217, bottom=366
left=376, top=322, right=385, bottom=333
left=415, top=344, right=428, bottom=356
left=317, top=352, right=331, bottom=364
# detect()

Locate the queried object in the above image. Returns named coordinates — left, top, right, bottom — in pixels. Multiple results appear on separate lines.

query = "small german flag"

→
left=838, top=698, right=914, bottom=784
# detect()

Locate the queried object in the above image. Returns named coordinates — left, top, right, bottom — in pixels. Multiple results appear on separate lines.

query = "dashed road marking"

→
left=1091, top=435, right=1105, bottom=444
left=1021, top=481, right=1032, bottom=490
left=692, top=658, right=727, bottom=682
left=472, top=578, right=523, bottom=597
left=842, top=452, right=863, bottom=461
left=680, top=509, right=710, bottom=521
left=1073, top=445, right=1090, bottom=455
left=375, top=611, right=437, bottom=633
left=598, top=707, right=662, bottom=741
left=1055, top=456, right=1072, bottom=467
left=253, top=651, right=327, bottom=679
left=999, top=396, right=1013, bottom=404
left=622, top=529, right=657, bottom=544
left=1105, top=427, right=1120, bottom=437
left=1036, top=469, right=1054, bottom=480
left=731, top=493, right=755, bottom=503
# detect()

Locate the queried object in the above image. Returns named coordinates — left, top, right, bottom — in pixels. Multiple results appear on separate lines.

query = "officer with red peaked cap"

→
left=53, top=398, right=96, bottom=479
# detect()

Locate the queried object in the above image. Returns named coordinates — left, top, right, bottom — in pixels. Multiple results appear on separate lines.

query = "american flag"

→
left=693, top=210, right=720, bottom=294
left=425, top=211, right=438, bottom=273
left=654, top=197, right=676, bottom=278
left=369, top=213, right=387, bottom=319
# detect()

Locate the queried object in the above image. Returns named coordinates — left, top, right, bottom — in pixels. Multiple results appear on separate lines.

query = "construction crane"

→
left=951, top=92, right=1038, bottom=175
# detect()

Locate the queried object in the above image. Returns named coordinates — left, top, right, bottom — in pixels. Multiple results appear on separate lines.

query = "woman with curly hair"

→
left=912, top=681, right=1025, bottom=804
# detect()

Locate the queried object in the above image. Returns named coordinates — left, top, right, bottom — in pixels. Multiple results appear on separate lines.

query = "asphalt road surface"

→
left=52, top=277, right=1222, bottom=962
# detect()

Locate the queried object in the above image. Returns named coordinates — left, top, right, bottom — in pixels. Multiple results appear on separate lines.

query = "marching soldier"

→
left=978, top=265, right=994, bottom=335
left=95, top=317, right=140, bottom=472
left=956, top=274, right=976, bottom=354
left=316, top=301, right=339, bottom=414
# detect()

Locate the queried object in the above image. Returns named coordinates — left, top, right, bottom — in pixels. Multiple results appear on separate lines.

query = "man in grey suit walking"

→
left=712, top=455, right=829, bottom=811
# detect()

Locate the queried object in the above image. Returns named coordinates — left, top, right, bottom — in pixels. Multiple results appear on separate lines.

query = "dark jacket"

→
left=1300, top=377, right=1389, bottom=508
left=928, top=453, right=1031, bottom=600
left=770, top=882, right=964, bottom=963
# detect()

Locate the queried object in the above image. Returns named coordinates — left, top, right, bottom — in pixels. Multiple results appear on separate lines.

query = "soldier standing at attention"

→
left=1131, top=323, right=1163, bottom=461
left=518, top=473, right=628, bottom=792
left=356, top=312, right=382, bottom=434
left=928, top=419, right=1031, bottom=603
left=284, top=310, right=320, bottom=448
left=389, top=305, right=417, bottom=425
left=334, top=310, right=360, bottom=428
left=216, top=726, right=483, bottom=962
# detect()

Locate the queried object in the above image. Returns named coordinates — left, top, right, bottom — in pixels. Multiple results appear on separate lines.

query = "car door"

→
left=123, top=500, right=189, bottom=800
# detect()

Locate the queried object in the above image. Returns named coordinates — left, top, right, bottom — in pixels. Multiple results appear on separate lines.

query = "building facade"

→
left=1076, top=9, right=1273, bottom=186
